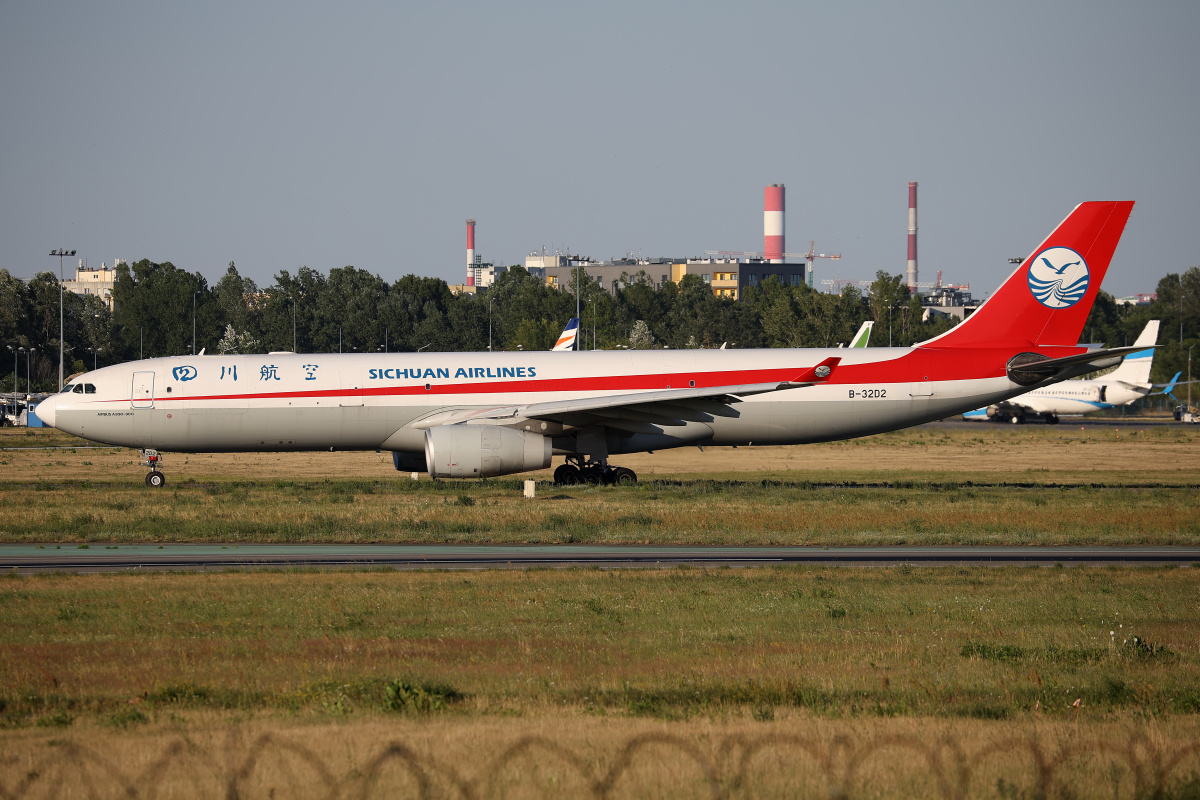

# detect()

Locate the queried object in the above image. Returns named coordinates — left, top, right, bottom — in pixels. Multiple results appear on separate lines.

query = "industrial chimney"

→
left=466, top=219, right=476, bottom=286
left=764, top=184, right=784, bottom=263
left=906, top=183, right=918, bottom=291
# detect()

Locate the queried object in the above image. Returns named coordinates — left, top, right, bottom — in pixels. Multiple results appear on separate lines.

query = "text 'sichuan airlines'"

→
left=37, top=202, right=1140, bottom=487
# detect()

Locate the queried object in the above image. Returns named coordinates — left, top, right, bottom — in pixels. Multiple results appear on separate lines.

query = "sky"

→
left=2, top=0, right=1197, bottom=300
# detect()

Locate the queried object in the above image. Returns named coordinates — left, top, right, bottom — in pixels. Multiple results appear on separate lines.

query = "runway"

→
left=2, top=544, right=1197, bottom=573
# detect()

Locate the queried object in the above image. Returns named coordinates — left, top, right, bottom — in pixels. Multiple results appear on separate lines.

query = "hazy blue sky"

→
left=2, top=1, right=1196, bottom=299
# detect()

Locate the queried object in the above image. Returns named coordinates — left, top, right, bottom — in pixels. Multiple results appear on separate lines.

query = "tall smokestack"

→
left=906, top=182, right=918, bottom=291
left=466, top=219, right=476, bottom=286
left=764, top=184, right=784, bottom=263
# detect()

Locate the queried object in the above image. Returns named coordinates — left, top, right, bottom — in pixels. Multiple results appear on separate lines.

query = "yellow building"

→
left=670, top=261, right=739, bottom=299
left=62, top=260, right=120, bottom=310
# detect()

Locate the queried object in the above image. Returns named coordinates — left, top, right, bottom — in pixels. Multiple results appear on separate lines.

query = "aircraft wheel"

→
left=146, top=471, right=166, bottom=488
left=1010, top=414, right=1022, bottom=424
left=580, top=467, right=603, bottom=485
left=1044, top=414, right=1059, bottom=425
left=554, top=464, right=580, bottom=486
left=612, top=467, right=637, bottom=485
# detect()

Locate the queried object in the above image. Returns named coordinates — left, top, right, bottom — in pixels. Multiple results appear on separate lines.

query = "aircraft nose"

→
left=34, top=395, right=57, bottom=428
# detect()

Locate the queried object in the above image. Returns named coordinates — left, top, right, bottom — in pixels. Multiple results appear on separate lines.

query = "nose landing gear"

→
left=140, top=449, right=166, bottom=487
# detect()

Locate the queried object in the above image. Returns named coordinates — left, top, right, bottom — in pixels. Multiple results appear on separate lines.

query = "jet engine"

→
left=424, top=425, right=551, bottom=478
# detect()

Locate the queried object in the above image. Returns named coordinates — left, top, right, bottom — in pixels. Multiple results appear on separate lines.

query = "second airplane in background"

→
left=963, top=320, right=1163, bottom=423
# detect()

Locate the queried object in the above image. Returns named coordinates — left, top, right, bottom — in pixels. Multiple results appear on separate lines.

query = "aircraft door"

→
left=339, top=370, right=363, bottom=407
left=1099, top=385, right=1107, bottom=403
left=132, top=371, right=155, bottom=409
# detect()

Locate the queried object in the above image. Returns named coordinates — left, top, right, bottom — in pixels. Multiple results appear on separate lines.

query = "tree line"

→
left=1, top=259, right=1197, bottom=393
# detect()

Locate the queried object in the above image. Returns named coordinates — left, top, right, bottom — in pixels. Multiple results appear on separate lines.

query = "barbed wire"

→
left=2, top=729, right=1199, bottom=798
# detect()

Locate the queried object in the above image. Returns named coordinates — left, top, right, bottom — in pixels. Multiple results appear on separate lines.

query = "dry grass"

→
left=3, top=715, right=1200, bottom=798
left=2, top=418, right=1197, bottom=485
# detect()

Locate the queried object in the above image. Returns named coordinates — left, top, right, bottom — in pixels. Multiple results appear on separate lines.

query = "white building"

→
left=62, top=259, right=122, bottom=310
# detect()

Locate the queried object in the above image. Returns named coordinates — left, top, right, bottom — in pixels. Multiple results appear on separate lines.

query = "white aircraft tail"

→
left=552, top=318, right=580, bottom=351
left=1105, top=320, right=1159, bottom=385
left=849, top=321, right=873, bottom=348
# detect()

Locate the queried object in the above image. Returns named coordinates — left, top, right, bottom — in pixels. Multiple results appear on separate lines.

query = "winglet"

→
left=789, top=356, right=841, bottom=385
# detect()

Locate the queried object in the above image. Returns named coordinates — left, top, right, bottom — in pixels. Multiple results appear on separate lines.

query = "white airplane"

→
left=962, top=319, right=1161, bottom=423
left=38, top=202, right=1144, bottom=487
left=552, top=318, right=580, bottom=351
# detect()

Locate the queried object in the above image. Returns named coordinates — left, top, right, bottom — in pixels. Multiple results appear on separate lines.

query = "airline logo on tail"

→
left=552, top=318, right=580, bottom=351
left=1028, top=247, right=1090, bottom=308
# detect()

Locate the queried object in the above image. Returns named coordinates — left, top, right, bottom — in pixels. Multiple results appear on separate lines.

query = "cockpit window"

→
left=61, top=384, right=75, bottom=394
left=83, top=384, right=96, bottom=394
left=72, top=384, right=84, bottom=393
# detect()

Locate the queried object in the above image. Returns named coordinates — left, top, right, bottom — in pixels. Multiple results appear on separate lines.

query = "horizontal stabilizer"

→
left=1006, top=345, right=1153, bottom=387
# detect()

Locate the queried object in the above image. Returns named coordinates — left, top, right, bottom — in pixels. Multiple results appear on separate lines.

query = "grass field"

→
left=2, top=566, right=1200, bottom=797
left=1, top=423, right=1198, bottom=546
left=2, top=421, right=1199, bottom=797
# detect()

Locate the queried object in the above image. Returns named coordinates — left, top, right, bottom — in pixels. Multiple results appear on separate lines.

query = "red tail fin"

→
left=921, top=201, right=1134, bottom=348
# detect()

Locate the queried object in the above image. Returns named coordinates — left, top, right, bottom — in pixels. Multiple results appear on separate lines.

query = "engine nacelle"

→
left=424, top=425, right=551, bottom=478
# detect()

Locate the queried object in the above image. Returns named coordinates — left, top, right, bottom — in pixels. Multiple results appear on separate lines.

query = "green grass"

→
left=0, top=477, right=1197, bottom=545
left=0, top=566, right=1196, bottom=726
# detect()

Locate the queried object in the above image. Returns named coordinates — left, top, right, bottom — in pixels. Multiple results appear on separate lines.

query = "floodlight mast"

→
left=49, top=249, right=76, bottom=390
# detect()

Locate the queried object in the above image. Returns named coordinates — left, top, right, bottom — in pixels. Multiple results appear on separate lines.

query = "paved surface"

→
left=2, top=544, right=1197, bottom=573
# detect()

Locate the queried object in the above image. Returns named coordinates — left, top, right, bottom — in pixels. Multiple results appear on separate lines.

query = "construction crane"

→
left=802, top=241, right=842, bottom=289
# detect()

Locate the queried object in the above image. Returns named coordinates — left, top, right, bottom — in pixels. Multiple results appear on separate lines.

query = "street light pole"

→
left=49, top=249, right=76, bottom=390
left=8, top=346, right=16, bottom=394
left=26, top=347, right=35, bottom=395
left=193, top=291, right=200, bottom=355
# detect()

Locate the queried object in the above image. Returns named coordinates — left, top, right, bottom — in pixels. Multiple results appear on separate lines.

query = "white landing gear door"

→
left=132, top=371, right=155, bottom=409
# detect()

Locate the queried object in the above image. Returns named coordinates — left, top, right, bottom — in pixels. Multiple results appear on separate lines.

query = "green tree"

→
left=868, top=271, right=909, bottom=347
left=213, top=262, right=261, bottom=350
left=113, top=260, right=212, bottom=360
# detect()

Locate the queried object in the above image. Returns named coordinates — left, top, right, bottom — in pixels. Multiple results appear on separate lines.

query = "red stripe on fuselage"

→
left=97, top=345, right=1071, bottom=406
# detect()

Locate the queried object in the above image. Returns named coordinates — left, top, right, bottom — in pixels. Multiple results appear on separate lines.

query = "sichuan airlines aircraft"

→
left=962, top=320, right=1161, bottom=423
left=38, top=202, right=1141, bottom=487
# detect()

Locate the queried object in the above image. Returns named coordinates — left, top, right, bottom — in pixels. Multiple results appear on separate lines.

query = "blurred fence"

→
left=3, top=729, right=1199, bottom=798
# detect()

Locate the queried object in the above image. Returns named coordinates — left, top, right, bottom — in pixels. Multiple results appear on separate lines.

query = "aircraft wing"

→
left=409, top=357, right=841, bottom=432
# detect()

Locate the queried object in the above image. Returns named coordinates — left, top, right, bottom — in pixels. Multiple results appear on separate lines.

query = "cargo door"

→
left=132, top=371, right=155, bottom=409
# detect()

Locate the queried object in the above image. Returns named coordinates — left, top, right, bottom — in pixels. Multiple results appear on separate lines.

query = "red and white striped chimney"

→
left=764, top=184, right=784, bottom=263
left=906, top=183, right=918, bottom=291
left=466, top=219, right=476, bottom=286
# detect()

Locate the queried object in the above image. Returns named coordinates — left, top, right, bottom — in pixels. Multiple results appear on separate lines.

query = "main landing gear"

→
left=140, top=449, right=166, bottom=487
left=554, top=456, right=637, bottom=486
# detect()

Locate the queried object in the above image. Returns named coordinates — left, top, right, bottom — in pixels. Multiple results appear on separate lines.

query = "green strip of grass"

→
left=1, top=478, right=1197, bottom=545
left=1, top=566, right=1196, bottom=726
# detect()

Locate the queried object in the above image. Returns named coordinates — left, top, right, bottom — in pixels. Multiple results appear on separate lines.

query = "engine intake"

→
left=424, top=425, right=551, bottom=478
